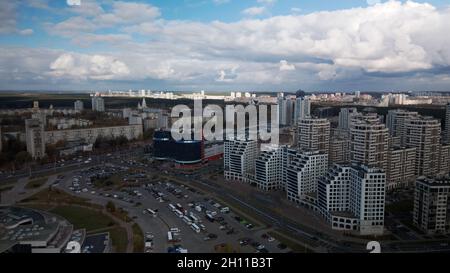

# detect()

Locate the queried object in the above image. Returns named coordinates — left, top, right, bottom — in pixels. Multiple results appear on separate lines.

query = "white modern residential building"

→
left=74, top=100, right=84, bottom=112
left=318, top=164, right=386, bottom=235
left=91, top=96, right=105, bottom=112
left=285, top=98, right=295, bottom=126
left=254, top=145, right=284, bottom=191
left=413, top=176, right=450, bottom=234
left=277, top=93, right=287, bottom=126
left=294, top=96, right=311, bottom=124
left=276, top=93, right=296, bottom=126
left=284, top=149, right=328, bottom=205
left=349, top=113, right=389, bottom=171
left=224, top=140, right=258, bottom=182
left=297, top=117, right=330, bottom=154
left=386, top=147, right=417, bottom=189
left=338, top=108, right=358, bottom=130
left=25, top=119, right=46, bottom=159
left=404, top=116, right=441, bottom=176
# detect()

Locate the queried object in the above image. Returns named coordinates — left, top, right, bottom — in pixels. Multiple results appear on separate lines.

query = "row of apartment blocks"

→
left=224, top=105, right=450, bottom=235
left=224, top=141, right=385, bottom=236
left=25, top=118, right=143, bottom=159
left=331, top=109, right=450, bottom=189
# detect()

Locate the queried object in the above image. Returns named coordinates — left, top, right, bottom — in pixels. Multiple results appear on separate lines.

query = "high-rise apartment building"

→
left=445, top=103, right=450, bottom=144
left=297, top=117, right=330, bottom=154
left=255, top=145, right=284, bottom=191
left=413, top=176, right=450, bottom=234
left=224, top=140, right=258, bottom=182
left=74, top=100, right=84, bottom=111
left=318, top=164, right=386, bottom=235
left=404, top=116, right=441, bottom=176
left=439, top=144, right=450, bottom=175
left=349, top=113, right=389, bottom=171
left=25, top=119, right=46, bottom=159
left=294, top=96, right=311, bottom=124
left=91, top=96, right=105, bottom=112
left=277, top=93, right=287, bottom=126
left=386, top=109, right=419, bottom=146
left=386, top=147, right=417, bottom=189
left=338, top=108, right=358, bottom=131
left=329, top=129, right=350, bottom=166
left=284, top=149, right=328, bottom=204
left=285, top=98, right=295, bottom=126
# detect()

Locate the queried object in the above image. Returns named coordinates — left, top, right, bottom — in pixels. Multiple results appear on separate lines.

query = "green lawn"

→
left=50, top=206, right=115, bottom=231
left=109, top=226, right=128, bottom=253
left=132, top=223, right=144, bottom=253
left=21, top=188, right=94, bottom=207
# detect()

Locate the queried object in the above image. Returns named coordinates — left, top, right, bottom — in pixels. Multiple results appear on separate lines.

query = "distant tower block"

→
left=142, top=98, right=147, bottom=109
left=33, top=101, right=39, bottom=109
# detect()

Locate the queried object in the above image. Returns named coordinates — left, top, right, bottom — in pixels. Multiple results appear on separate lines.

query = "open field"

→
left=50, top=206, right=115, bottom=231
left=20, top=188, right=93, bottom=206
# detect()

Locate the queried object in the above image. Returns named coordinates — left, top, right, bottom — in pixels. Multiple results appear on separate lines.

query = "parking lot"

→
left=57, top=165, right=291, bottom=253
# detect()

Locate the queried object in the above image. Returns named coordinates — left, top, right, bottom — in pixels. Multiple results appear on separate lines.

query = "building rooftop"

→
left=416, top=176, right=450, bottom=186
left=81, top=232, right=110, bottom=253
left=0, top=206, right=72, bottom=253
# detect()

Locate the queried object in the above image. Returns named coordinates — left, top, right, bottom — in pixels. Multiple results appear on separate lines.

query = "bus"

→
left=175, top=210, right=184, bottom=218
left=183, top=216, right=192, bottom=225
left=190, top=215, right=199, bottom=223
left=168, top=204, right=176, bottom=212
left=191, top=223, right=201, bottom=233
left=147, top=209, right=157, bottom=217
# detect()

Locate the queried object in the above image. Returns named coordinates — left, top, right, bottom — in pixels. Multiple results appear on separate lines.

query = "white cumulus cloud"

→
left=49, top=53, right=130, bottom=80
left=279, top=60, right=295, bottom=71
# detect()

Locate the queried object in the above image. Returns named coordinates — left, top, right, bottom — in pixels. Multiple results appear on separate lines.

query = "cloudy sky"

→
left=1, top=0, right=450, bottom=92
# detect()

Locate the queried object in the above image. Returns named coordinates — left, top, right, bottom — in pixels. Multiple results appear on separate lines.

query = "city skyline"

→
left=1, top=0, right=450, bottom=92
